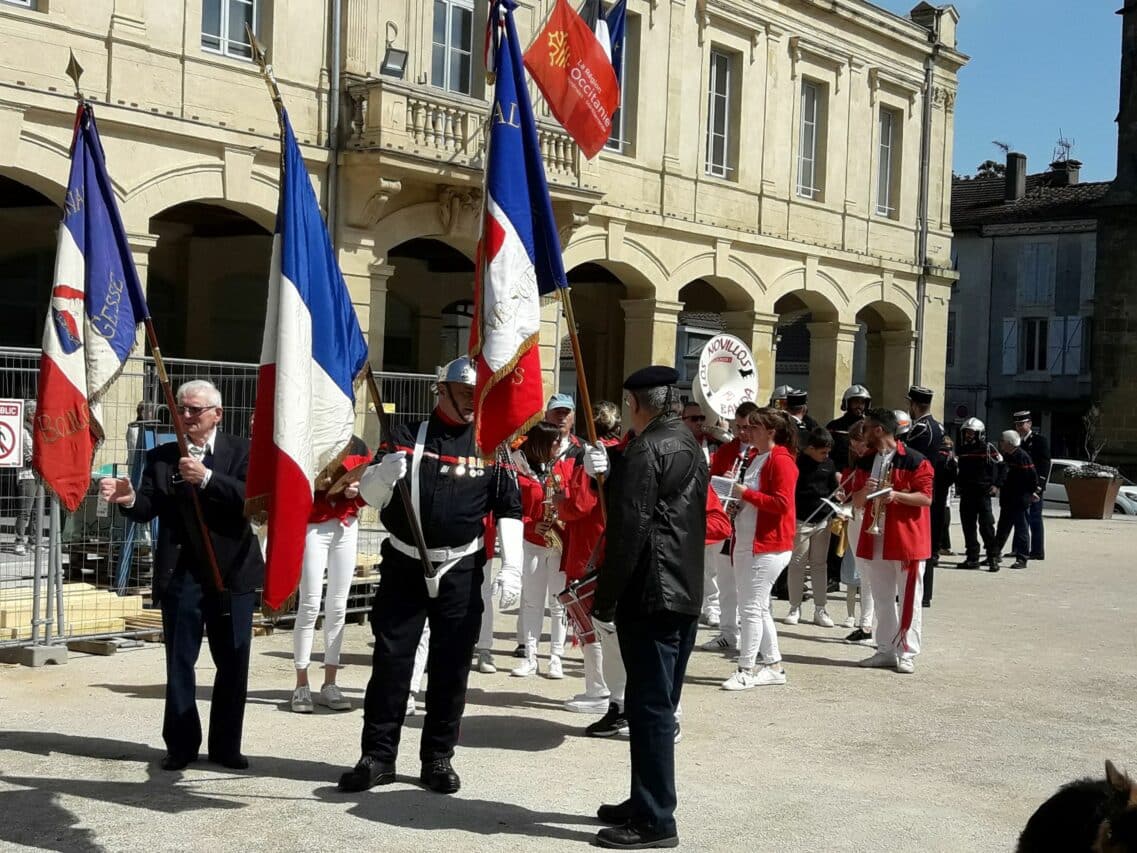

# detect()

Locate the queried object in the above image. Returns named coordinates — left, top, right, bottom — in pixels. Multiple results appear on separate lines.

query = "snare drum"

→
left=556, top=571, right=599, bottom=645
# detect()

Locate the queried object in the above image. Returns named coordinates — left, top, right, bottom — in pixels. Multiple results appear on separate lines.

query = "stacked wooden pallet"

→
left=0, top=582, right=145, bottom=641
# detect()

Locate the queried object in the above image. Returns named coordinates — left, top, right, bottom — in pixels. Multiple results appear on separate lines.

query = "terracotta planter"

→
left=1064, top=477, right=1123, bottom=519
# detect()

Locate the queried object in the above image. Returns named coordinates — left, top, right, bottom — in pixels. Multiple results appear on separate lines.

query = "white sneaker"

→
left=699, top=634, right=734, bottom=651
left=843, top=616, right=857, bottom=629
left=814, top=607, right=834, bottom=628
left=563, top=693, right=610, bottom=714
left=858, top=650, right=898, bottom=668
left=896, top=656, right=916, bottom=674
left=721, top=668, right=759, bottom=691
left=547, top=655, right=564, bottom=679
left=784, top=607, right=800, bottom=625
left=318, top=683, right=351, bottom=711
left=405, top=694, right=417, bottom=716
left=291, top=685, right=314, bottom=713
left=511, top=658, right=538, bottom=677
left=476, top=649, right=497, bottom=674
left=754, top=665, right=787, bottom=686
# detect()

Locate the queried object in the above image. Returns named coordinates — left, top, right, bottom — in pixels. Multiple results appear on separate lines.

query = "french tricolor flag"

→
left=33, top=103, right=148, bottom=511
left=247, top=110, right=368, bottom=611
left=471, top=0, right=568, bottom=456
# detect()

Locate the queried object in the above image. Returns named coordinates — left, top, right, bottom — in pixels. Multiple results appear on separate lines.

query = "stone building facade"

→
left=0, top=0, right=965, bottom=427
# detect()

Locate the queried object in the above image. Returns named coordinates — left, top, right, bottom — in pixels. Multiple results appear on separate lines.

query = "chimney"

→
left=1048, top=159, right=1082, bottom=187
left=1005, top=152, right=1027, bottom=201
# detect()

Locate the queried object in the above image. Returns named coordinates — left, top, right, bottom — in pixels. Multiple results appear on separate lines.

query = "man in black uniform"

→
left=994, top=429, right=1038, bottom=570
left=1013, top=411, right=1050, bottom=561
left=904, top=385, right=944, bottom=607
left=585, top=366, right=707, bottom=850
left=339, top=357, right=523, bottom=795
left=786, top=388, right=819, bottom=444
left=954, top=418, right=1005, bottom=571
left=825, top=385, right=871, bottom=588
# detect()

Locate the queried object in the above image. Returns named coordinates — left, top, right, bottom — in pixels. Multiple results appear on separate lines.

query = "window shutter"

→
left=1047, top=316, right=1064, bottom=373
left=1080, top=239, right=1096, bottom=305
left=1001, top=317, right=1018, bottom=375
left=1039, top=244, right=1057, bottom=304
left=1064, top=315, right=1082, bottom=376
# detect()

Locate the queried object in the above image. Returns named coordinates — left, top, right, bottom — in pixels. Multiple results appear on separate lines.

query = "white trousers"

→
left=702, top=544, right=722, bottom=620
left=478, top=567, right=495, bottom=651
left=844, top=515, right=875, bottom=628
left=862, top=558, right=924, bottom=658
left=720, top=543, right=742, bottom=645
left=582, top=640, right=608, bottom=698
left=737, top=551, right=792, bottom=669
left=788, top=522, right=831, bottom=609
left=293, top=518, right=358, bottom=670
left=517, top=542, right=567, bottom=658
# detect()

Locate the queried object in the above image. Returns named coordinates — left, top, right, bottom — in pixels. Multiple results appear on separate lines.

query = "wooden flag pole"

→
left=559, top=288, right=607, bottom=522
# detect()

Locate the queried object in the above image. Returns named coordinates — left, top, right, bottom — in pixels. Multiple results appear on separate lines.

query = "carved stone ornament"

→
left=360, top=177, right=403, bottom=226
left=438, top=186, right=484, bottom=237
left=932, top=86, right=957, bottom=113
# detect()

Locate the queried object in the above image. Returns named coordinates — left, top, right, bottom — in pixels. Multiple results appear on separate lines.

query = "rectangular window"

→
left=705, top=49, right=733, bottom=178
left=2, top=0, right=35, bottom=8
left=797, top=80, right=826, bottom=200
left=431, top=0, right=474, bottom=95
left=876, top=108, right=901, bottom=217
left=605, top=16, right=638, bottom=155
left=946, top=311, right=956, bottom=368
left=1022, top=317, right=1049, bottom=373
left=201, top=0, right=257, bottom=60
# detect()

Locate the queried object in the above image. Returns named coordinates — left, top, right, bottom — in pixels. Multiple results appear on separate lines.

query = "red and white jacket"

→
left=854, top=442, right=934, bottom=562
left=513, top=450, right=575, bottom=549
left=738, top=444, right=798, bottom=554
left=308, top=453, right=370, bottom=524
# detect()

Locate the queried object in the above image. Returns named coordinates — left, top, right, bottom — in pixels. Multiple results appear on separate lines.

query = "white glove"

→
left=358, top=451, right=407, bottom=509
left=582, top=444, right=609, bottom=479
left=493, top=517, right=524, bottom=609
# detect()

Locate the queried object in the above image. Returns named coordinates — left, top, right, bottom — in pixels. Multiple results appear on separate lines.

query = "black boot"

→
left=595, top=823, right=679, bottom=849
left=597, top=799, right=634, bottom=825
left=421, top=757, right=461, bottom=794
left=338, top=755, right=397, bottom=791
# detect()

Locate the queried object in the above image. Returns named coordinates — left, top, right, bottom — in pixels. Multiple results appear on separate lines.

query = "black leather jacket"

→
left=593, top=414, right=708, bottom=621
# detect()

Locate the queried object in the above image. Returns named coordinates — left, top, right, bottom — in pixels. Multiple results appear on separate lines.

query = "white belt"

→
left=387, top=534, right=484, bottom=565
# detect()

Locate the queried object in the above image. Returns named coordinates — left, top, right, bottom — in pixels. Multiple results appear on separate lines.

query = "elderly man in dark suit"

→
left=99, top=380, right=264, bottom=771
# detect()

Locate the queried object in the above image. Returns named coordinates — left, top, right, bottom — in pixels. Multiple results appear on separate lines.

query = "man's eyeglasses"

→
left=683, top=415, right=706, bottom=422
left=178, top=405, right=216, bottom=416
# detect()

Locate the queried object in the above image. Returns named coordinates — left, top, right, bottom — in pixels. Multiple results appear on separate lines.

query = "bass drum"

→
left=691, top=333, right=759, bottom=435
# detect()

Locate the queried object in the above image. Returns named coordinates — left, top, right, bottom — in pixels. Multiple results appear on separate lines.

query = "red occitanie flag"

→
left=523, top=0, right=619, bottom=159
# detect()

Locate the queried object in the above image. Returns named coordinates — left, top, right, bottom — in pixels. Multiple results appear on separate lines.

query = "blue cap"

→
left=546, top=393, right=576, bottom=411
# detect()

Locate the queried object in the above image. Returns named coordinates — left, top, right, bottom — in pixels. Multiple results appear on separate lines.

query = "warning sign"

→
left=0, top=399, right=26, bottom=469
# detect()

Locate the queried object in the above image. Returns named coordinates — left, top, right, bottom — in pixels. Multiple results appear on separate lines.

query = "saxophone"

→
left=541, top=467, right=565, bottom=551
left=866, top=458, right=894, bottom=536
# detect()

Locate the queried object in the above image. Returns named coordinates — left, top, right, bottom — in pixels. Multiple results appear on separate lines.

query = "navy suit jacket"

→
left=121, top=432, right=265, bottom=602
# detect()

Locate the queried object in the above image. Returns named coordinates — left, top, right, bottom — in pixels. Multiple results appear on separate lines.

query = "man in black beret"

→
left=582, top=365, right=708, bottom=850
left=905, top=385, right=944, bottom=607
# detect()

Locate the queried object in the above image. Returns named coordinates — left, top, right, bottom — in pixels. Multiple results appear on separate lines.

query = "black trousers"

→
left=160, top=570, right=255, bottom=760
left=361, top=548, right=484, bottom=765
left=616, top=608, right=697, bottom=836
left=995, top=502, right=1031, bottom=560
left=1026, top=498, right=1045, bottom=559
left=959, top=491, right=997, bottom=561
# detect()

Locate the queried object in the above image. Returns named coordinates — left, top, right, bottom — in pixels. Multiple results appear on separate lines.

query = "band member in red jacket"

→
left=852, top=408, right=934, bottom=674
left=721, top=408, right=798, bottom=690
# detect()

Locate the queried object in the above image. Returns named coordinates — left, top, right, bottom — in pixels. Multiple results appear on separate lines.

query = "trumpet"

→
left=541, top=467, right=565, bottom=551
left=722, top=456, right=748, bottom=521
left=866, top=459, right=894, bottom=537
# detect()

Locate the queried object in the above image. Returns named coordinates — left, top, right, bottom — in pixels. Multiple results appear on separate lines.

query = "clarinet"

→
left=725, top=448, right=755, bottom=522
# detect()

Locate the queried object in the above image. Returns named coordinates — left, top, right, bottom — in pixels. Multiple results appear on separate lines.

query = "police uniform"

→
left=955, top=419, right=1005, bottom=570
left=786, top=389, right=819, bottom=443
left=826, top=386, right=871, bottom=588
left=339, top=357, right=522, bottom=795
left=904, top=385, right=944, bottom=606
left=1014, top=411, right=1050, bottom=561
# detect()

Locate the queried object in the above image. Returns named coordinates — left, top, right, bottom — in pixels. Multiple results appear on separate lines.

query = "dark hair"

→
left=521, top=421, right=561, bottom=467
left=865, top=407, right=899, bottom=436
left=806, top=427, right=833, bottom=450
left=747, top=406, right=798, bottom=453
left=847, top=420, right=868, bottom=467
left=592, top=401, right=621, bottom=440
left=682, top=401, right=702, bottom=414
left=734, top=401, right=759, bottom=421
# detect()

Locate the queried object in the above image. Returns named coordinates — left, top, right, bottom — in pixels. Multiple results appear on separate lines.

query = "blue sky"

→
left=874, top=0, right=1122, bottom=181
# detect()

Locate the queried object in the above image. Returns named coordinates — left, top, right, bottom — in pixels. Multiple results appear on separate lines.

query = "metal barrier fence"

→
left=0, top=345, right=438, bottom=656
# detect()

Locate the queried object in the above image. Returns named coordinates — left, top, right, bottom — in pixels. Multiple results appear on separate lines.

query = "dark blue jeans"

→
left=1026, top=498, right=1045, bottom=559
left=615, top=609, right=697, bottom=836
left=995, top=502, right=1031, bottom=561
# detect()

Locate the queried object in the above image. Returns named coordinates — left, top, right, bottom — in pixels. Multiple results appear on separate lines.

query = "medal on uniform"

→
left=454, top=456, right=467, bottom=478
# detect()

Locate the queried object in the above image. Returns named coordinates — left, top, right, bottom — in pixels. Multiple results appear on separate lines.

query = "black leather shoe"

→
left=597, top=800, right=633, bottom=825
left=209, top=752, right=249, bottom=770
left=160, top=753, right=197, bottom=771
left=420, top=757, right=461, bottom=794
left=338, top=756, right=397, bottom=791
left=594, top=824, right=679, bottom=849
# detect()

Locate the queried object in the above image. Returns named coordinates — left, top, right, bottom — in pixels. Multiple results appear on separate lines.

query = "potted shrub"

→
left=1064, top=405, right=1123, bottom=519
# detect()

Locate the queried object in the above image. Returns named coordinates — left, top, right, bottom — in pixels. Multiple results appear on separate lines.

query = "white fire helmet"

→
left=439, top=356, right=477, bottom=387
left=893, top=409, right=912, bottom=436
left=961, top=417, right=985, bottom=441
left=840, top=384, right=871, bottom=411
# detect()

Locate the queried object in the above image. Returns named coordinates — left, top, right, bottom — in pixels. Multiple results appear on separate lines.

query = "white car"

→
left=1043, top=458, right=1137, bottom=515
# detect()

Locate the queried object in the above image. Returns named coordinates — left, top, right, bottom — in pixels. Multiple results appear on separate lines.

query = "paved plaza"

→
left=1, top=512, right=1135, bottom=852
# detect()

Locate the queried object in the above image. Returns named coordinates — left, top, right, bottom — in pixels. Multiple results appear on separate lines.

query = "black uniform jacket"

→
left=121, top=432, right=264, bottom=602
left=594, top=414, right=708, bottom=620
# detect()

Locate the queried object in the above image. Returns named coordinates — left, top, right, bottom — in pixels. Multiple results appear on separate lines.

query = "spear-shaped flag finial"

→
left=65, top=50, right=84, bottom=100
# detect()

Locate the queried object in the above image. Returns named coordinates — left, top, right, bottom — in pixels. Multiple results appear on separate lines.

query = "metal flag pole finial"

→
left=65, top=50, right=84, bottom=101
left=245, top=23, right=284, bottom=115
